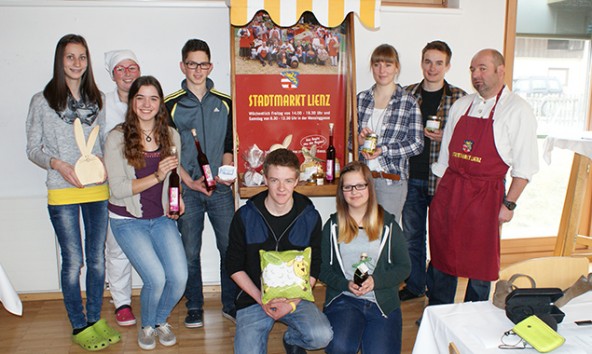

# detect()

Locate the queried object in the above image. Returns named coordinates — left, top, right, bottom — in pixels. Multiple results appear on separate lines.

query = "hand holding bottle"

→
left=348, top=276, right=374, bottom=296
left=155, top=155, right=178, bottom=182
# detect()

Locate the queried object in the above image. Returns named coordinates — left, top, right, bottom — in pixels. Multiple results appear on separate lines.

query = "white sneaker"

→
left=155, top=323, right=177, bottom=346
left=138, top=326, right=156, bottom=350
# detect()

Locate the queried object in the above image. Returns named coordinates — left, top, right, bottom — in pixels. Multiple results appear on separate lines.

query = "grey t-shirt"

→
left=340, top=228, right=380, bottom=302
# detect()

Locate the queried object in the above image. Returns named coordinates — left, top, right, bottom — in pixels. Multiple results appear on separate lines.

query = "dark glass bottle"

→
left=326, top=122, right=336, bottom=183
left=168, top=146, right=180, bottom=215
left=353, top=253, right=370, bottom=286
left=191, top=128, right=216, bottom=192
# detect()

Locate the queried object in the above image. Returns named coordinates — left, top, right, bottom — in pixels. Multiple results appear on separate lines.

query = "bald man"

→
left=426, top=49, right=539, bottom=305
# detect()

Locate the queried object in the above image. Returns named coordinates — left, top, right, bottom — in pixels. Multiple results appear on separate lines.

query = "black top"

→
left=409, top=86, right=444, bottom=180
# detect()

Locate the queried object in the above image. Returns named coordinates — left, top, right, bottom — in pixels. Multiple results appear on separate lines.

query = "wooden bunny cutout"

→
left=269, top=134, right=292, bottom=152
left=73, top=118, right=106, bottom=185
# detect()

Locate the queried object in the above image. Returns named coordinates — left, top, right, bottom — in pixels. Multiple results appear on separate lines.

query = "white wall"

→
left=0, top=0, right=506, bottom=293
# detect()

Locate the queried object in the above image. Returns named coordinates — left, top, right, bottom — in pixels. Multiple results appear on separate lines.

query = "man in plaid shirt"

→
left=399, top=41, right=467, bottom=302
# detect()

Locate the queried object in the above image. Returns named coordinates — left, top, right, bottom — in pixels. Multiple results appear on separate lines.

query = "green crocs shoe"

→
left=92, top=319, right=121, bottom=345
left=72, top=326, right=109, bottom=351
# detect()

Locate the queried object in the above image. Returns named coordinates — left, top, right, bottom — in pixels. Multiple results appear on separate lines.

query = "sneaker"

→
left=283, top=336, right=306, bottom=354
left=138, top=326, right=156, bottom=350
left=398, top=287, right=425, bottom=302
left=155, top=323, right=176, bottom=347
left=184, top=309, right=204, bottom=328
left=222, top=308, right=237, bottom=324
left=115, top=305, right=137, bottom=326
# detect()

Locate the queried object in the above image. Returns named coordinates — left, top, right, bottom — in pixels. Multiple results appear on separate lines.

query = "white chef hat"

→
left=104, top=50, right=139, bottom=79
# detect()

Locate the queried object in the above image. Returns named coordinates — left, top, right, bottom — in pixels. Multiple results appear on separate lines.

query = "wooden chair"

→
left=498, top=256, right=589, bottom=289
left=448, top=342, right=460, bottom=354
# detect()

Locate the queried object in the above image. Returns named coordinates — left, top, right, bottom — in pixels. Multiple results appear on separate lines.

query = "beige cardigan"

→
left=104, top=126, right=181, bottom=218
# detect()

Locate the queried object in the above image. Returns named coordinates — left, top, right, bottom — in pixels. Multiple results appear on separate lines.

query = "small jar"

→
left=426, top=115, right=442, bottom=132
left=362, top=133, right=378, bottom=154
left=314, top=171, right=325, bottom=185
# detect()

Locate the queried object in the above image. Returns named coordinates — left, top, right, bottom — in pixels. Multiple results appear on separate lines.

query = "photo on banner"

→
left=232, top=10, right=349, bottom=186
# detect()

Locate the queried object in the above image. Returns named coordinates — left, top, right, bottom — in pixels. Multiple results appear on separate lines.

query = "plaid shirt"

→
left=404, top=80, right=467, bottom=195
left=357, top=84, right=424, bottom=180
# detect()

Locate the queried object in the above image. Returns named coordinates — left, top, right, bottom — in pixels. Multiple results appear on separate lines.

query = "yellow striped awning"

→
left=229, top=0, right=381, bottom=29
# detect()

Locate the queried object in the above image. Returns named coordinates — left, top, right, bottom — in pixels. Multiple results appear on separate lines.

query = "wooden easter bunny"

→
left=73, top=118, right=106, bottom=185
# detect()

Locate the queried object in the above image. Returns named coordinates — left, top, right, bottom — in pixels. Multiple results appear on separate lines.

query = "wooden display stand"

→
left=553, top=153, right=592, bottom=257
left=230, top=11, right=360, bottom=199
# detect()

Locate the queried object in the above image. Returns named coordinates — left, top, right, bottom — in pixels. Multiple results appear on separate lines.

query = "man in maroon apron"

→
left=427, top=49, right=539, bottom=305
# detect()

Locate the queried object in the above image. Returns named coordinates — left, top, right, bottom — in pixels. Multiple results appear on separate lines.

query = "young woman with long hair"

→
left=319, top=161, right=411, bottom=354
left=26, top=33, right=120, bottom=351
left=356, top=44, right=424, bottom=223
left=104, top=75, right=187, bottom=350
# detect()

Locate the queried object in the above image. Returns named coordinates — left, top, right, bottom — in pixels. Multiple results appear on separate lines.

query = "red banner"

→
left=234, top=11, right=348, bottom=176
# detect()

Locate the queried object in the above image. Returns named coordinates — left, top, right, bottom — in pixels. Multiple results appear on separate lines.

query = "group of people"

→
left=25, top=31, right=538, bottom=354
left=26, top=35, right=236, bottom=351
left=239, top=11, right=340, bottom=68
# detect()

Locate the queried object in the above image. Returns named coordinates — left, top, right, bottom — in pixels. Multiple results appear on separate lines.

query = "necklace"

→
left=141, top=129, right=154, bottom=143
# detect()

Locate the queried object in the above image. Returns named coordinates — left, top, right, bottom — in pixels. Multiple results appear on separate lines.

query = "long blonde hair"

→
left=336, top=161, right=384, bottom=243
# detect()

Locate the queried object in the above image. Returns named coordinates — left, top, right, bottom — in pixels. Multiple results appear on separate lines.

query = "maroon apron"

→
left=429, top=88, right=508, bottom=281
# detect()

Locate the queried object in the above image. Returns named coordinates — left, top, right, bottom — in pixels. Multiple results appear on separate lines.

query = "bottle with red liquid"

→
left=191, top=129, right=216, bottom=192
left=168, top=146, right=180, bottom=215
left=326, top=123, right=336, bottom=183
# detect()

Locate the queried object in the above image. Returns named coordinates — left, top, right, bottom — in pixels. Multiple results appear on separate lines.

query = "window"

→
left=503, top=0, right=592, bottom=240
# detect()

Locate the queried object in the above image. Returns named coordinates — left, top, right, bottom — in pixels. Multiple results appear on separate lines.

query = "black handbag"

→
left=505, top=287, right=565, bottom=325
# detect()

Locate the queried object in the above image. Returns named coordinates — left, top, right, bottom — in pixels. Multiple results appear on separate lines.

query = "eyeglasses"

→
left=113, top=64, right=140, bottom=75
left=342, top=183, right=368, bottom=192
left=184, top=61, right=212, bottom=70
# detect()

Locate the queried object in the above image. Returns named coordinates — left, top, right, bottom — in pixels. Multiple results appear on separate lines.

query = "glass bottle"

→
left=168, top=146, right=180, bottom=215
left=191, top=128, right=216, bottom=192
left=326, top=123, right=336, bottom=183
left=353, top=253, right=370, bottom=286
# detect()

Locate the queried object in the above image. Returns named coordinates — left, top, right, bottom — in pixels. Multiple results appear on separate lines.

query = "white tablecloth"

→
left=412, top=292, right=592, bottom=354
left=0, top=263, right=22, bottom=316
left=543, top=131, right=592, bottom=164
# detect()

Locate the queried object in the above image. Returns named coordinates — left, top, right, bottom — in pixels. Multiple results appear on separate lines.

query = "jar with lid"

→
left=426, top=115, right=442, bottom=132
left=361, top=133, right=378, bottom=154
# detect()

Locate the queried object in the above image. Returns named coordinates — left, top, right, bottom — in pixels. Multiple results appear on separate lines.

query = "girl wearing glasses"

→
left=319, top=161, right=411, bottom=354
left=26, top=34, right=120, bottom=351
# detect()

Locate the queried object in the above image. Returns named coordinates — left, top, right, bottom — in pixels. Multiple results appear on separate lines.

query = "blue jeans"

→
left=48, top=201, right=108, bottom=329
left=426, top=263, right=491, bottom=305
left=324, top=295, right=402, bottom=354
left=110, top=216, right=188, bottom=327
left=177, top=186, right=237, bottom=313
left=234, top=301, right=333, bottom=354
left=401, top=178, right=432, bottom=296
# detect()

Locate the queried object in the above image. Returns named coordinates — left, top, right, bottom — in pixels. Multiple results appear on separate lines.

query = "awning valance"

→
left=229, top=0, right=381, bottom=29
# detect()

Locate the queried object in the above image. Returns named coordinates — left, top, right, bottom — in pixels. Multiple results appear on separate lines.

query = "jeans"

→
left=48, top=201, right=108, bottom=329
left=426, top=263, right=491, bottom=306
left=105, top=222, right=133, bottom=309
left=401, top=179, right=432, bottom=296
left=324, top=295, right=402, bottom=354
left=234, top=301, right=333, bottom=354
left=374, top=178, right=408, bottom=224
left=177, top=186, right=237, bottom=313
left=110, top=216, right=188, bottom=327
